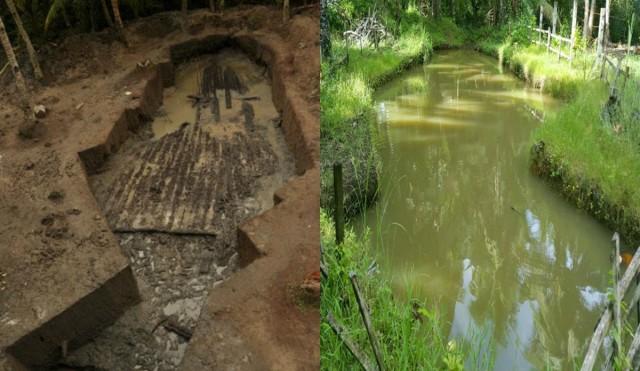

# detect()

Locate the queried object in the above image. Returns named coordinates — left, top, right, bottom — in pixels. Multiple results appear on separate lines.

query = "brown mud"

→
left=0, top=5, right=319, bottom=371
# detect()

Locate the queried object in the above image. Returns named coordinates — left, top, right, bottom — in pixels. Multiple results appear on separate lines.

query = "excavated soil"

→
left=0, top=5, right=319, bottom=371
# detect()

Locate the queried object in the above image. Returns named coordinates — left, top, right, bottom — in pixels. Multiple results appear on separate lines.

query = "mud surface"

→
left=67, top=49, right=294, bottom=370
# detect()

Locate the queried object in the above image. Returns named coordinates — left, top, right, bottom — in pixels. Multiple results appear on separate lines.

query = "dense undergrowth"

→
left=320, top=10, right=466, bottom=217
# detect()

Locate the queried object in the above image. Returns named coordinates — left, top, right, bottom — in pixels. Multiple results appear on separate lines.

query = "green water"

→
left=361, top=50, right=614, bottom=369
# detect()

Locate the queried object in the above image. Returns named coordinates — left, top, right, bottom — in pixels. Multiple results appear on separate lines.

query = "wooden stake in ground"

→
left=100, top=0, right=114, bottom=27
left=570, top=0, right=578, bottom=62
left=552, top=1, right=558, bottom=35
left=5, top=0, right=42, bottom=80
left=587, top=0, right=596, bottom=42
left=349, top=272, right=384, bottom=371
left=283, top=0, right=290, bottom=22
left=0, top=15, right=27, bottom=95
left=182, top=0, right=188, bottom=15
left=111, top=0, right=124, bottom=29
left=583, top=0, right=590, bottom=40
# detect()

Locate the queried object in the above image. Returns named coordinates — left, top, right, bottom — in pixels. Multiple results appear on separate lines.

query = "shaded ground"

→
left=0, top=4, right=319, bottom=371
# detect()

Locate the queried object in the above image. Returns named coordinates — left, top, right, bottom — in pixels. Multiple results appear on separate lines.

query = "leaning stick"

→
left=350, top=272, right=384, bottom=371
left=326, top=311, right=375, bottom=371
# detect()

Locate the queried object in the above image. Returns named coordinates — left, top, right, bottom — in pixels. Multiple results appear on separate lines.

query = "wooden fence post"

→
left=547, top=27, right=552, bottom=52
left=570, top=0, right=578, bottom=63
left=552, top=1, right=558, bottom=35
left=613, top=233, right=622, bottom=361
left=539, top=5, right=544, bottom=42
left=333, top=162, right=344, bottom=245
left=597, top=9, right=605, bottom=58
left=605, top=0, right=610, bottom=42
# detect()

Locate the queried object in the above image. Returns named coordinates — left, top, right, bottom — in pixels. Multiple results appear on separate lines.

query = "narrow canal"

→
left=359, top=50, right=613, bottom=369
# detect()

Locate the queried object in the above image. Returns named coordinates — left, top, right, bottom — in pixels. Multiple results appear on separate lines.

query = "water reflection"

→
left=361, top=50, right=613, bottom=369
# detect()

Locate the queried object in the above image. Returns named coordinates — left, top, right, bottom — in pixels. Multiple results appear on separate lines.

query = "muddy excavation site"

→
left=0, top=5, right=319, bottom=371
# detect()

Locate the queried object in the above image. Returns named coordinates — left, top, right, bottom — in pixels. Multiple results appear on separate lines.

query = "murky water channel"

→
left=359, top=50, right=614, bottom=369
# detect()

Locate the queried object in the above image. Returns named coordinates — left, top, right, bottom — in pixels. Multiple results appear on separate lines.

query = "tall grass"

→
left=321, top=212, right=468, bottom=370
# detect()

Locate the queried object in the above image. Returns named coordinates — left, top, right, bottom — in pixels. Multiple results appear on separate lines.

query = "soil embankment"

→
left=0, top=5, right=319, bottom=370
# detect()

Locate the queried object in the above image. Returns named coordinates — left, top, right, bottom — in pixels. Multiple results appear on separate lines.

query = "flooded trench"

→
left=66, top=48, right=294, bottom=370
left=359, top=50, right=615, bottom=369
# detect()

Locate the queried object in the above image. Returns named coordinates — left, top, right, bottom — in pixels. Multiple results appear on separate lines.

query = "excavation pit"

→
left=0, top=8, right=320, bottom=370
left=69, top=47, right=295, bottom=369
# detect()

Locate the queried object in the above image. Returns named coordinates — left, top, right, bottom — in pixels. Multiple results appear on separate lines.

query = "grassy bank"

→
left=475, top=20, right=640, bottom=243
left=320, top=13, right=465, bottom=217
left=320, top=212, right=492, bottom=370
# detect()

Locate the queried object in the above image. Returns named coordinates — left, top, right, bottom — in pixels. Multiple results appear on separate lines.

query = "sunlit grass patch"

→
left=534, top=81, right=640, bottom=223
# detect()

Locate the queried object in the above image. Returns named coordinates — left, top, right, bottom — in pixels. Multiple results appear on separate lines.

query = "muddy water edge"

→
left=64, top=49, right=294, bottom=370
left=357, top=50, right=618, bottom=369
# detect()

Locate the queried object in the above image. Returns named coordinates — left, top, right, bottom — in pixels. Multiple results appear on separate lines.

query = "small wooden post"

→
left=350, top=272, right=385, bottom=371
left=547, top=27, right=552, bottom=52
left=333, top=163, right=344, bottom=245
left=539, top=5, right=544, bottom=42
left=552, top=2, right=558, bottom=35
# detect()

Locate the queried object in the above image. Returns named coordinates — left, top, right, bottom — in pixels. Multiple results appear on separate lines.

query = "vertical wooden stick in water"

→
left=333, top=163, right=344, bottom=245
left=350, top=272, right=384, bottom=371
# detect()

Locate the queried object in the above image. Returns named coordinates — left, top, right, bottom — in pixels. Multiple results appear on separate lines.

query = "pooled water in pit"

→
left=70, top=49, right=294, bottom=370
left=358, top=50, right=615, bottom=370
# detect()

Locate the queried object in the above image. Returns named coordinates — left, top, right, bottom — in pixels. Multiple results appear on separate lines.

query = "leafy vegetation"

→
left=320, top=211, right=489, bottom=370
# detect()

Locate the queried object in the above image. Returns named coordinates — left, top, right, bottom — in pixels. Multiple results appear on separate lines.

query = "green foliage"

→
left=320, top=212, right=453, bottom=370
left=534, top=81, right=640, bottom=229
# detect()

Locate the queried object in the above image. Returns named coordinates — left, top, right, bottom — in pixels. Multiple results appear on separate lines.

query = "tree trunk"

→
left=101, top=0, right=114, bottom=28
left=583, top=0, right=590, bottom=40
left=283, top=0, right=290, bottom=22
left=0, top=16, right=27, bottom=97
left=209, top=0, right=215, bottom=12
left=5, top=0, right=43, bottom=80
left=182, top=0, right=188, bottom=14
left=219, top=0, right=224, bottom=13
left=111, top=0, right=124, bottom=29
left=587, top=0, right=596, bottom=42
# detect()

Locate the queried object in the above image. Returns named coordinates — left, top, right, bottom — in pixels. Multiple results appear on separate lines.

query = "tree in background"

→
left=111, top=0, right=124, bottom=29
left=0, top=15, right=27, bottom=96
left=320, top=0, right=330, bottom=59
left=5, top=0, right=42, bottom=80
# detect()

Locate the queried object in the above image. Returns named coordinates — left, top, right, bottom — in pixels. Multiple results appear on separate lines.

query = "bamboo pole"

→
left=581, top=242, right=640, bottom=371
left=350, top=272, right=384, bottom=371
left=326, top=312, right=376, bottom=371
